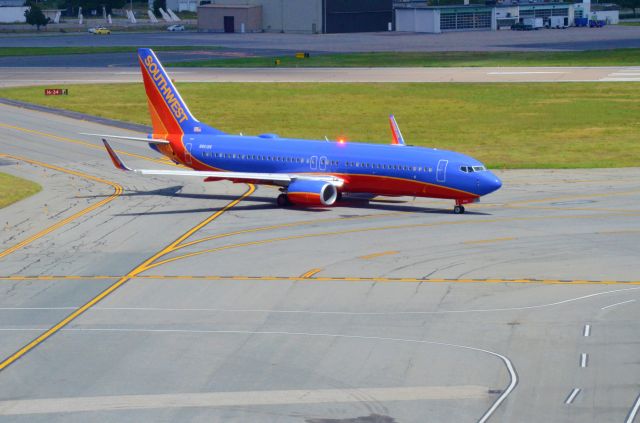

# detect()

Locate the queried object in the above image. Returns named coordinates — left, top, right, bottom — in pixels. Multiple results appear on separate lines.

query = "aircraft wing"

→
left=102, top=139, right=344, bottom=187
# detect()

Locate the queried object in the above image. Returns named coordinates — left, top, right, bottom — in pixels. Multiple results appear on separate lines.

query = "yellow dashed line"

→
left=359, top=251, right=399, bottom=260
left=464, top=237, right=515, bottom=245
left=3, top=274, right=638, bottom=286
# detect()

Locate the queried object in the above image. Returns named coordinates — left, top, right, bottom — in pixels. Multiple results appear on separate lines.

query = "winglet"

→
left=389, top=114, right=405, bottom=146
left=102, top=139, right=131, bottom=171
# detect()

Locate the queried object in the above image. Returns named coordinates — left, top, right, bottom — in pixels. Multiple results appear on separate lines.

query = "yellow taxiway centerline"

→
left=0, top=154, right=122, bottom=260
left=359, top=251, right=399, bottom=260
left=0, top=184, right=255, bottom=372
left=141, top=211, right=640, bottom=273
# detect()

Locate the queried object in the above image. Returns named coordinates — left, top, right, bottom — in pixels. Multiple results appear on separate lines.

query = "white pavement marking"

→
left=1, top=287, right=639, bottom=315
left=625, top=393, right=640, bottom=423
left=565, top=388, right=581, bottom=404
left=0, top=386, right=487, bottom=415
left=580, top=353, right=588, bottom=368
left=583, top=324, right=591, bottom=337
left=0, top=327, right=518, bottom=423
left=4, top=286, right=639, bottom=315
left=601, top=78, right=640, bottom=82
left=601, top=299, right=636, bottom=310
left=487, top=71, right=568, bottom=75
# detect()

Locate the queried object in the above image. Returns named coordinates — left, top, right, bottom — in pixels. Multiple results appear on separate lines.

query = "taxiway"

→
left=0, top=105, right=639, bottom=422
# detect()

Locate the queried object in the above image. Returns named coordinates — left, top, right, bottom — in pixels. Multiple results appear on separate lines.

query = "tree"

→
left=24, top=3, right=50, bottom=31
left=153, top=0, right=166, bottom=16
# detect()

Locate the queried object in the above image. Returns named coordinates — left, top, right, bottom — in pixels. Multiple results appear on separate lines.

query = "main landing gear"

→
left=276, top=193, right=290, bottom=207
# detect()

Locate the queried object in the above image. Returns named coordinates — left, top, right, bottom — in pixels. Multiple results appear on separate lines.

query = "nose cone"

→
left=480, top=172, right=502, bottom=196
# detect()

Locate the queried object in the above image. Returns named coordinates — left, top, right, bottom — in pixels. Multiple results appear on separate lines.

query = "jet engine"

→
left=286, top=180, right=338, bottom=206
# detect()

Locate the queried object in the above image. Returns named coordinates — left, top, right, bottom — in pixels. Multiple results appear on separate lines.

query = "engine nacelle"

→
left=287, top=180, right=338, bottom=206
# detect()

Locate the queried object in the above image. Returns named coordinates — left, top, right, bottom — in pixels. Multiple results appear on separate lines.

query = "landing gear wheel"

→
left=453, top=205, right=465, bottom=214
left=276, top=193, right=289, bottom=207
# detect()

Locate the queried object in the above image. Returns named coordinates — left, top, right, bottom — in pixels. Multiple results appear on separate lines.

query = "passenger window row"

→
left=202, top=151, right=434, bottom=173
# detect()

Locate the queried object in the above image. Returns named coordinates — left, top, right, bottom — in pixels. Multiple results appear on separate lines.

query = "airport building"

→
left=394, top=0, right=617, bottom=33
left=197, top=0, right=393, bottom=33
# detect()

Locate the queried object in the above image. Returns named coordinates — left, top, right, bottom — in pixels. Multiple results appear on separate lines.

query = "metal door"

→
left=319, top=156, right=327, bottom=171
left=224, top=16, right=234, bottom=33
left=436, top=159, right=448, bottom=183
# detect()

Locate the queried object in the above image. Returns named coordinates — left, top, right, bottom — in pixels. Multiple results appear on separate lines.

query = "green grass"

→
left=0, top=46, right=220, bottom=58
left=619, top=21, right=640, bottom=26
left=0, top=173, right=41, bottom=208
left=168, top=49, right=640, bottom=68
left=1, top=82, right=639, bottom=168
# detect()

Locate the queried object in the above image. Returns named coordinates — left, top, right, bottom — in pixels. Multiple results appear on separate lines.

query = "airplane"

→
left=88, top=48, right=502, bottom=214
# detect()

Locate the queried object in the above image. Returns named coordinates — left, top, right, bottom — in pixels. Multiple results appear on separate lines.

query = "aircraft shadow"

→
left=79, top=185, right=491, bottom=216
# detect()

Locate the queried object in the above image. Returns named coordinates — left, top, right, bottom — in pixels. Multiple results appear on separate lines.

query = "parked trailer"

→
left=523, top=17, right=544, bottom=29
left=548, top=16, right=568, bottom=28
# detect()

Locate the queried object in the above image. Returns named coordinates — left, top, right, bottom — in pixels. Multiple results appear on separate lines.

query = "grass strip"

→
left=168, top=49, right=640, bottom=68
left=0, top=172, right=42, bottom=208
left=1, top=82, right=639, bottom=169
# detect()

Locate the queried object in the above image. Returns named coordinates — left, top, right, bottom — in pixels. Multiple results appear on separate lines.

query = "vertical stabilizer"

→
left=137, top=48, right=223, bottom=136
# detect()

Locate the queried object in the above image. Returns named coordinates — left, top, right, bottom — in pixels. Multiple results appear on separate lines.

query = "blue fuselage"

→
left=166, top=133, right=502, bottom=201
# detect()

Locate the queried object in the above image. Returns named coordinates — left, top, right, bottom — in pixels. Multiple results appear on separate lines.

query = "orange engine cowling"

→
left=287, top=180, right=338, bottom=206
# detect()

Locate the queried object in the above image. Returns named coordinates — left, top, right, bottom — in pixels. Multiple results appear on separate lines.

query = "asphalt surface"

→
left=3, top=26, right=640, bottom=53
left=0, top=104, right=639, bottom=422
left=2, top=66, right=640, bottom=87
left=0, top=48, right=299, bottom=68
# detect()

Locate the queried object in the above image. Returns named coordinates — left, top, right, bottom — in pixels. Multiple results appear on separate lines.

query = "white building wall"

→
left=395, top=8, right=415, bottom=31
left=593, top=10, right=618, bottom=24
left=204, top=0, right=321, bottom=33
left=395, top=8, right=439, bottom=33
left=0, top=6, right=27, bottom=22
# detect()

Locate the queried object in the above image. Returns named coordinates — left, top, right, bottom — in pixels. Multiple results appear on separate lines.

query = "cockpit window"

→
left=461, top=165, right=487, bottom=173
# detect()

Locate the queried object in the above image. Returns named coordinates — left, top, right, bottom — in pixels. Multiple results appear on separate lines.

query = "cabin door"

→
left=436, top=159, right=448, bottom=183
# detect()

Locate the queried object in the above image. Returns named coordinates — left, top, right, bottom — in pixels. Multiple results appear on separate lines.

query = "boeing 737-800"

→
left=90, top=48, right=501, bottom=214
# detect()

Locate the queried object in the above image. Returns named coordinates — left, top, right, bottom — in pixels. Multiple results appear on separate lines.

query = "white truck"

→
left=548, top=16, right=568, bottom=29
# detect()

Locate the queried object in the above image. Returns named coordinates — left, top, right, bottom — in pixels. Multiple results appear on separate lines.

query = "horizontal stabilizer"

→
left=82, top=133, right=170, bottom=144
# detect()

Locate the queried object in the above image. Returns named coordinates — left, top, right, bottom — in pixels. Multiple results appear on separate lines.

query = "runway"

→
left=2, top=66, right=640, bottom=87
left=0, top=104, right=639, bottom=422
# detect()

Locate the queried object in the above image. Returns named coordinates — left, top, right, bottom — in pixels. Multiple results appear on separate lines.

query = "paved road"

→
left=0, top=105, right=639, bottom=422
left=3, top=26, right=640, bottom=52
left=2, top=66, right=640, bottom=87
left=0, top=49, right=299, bottom=68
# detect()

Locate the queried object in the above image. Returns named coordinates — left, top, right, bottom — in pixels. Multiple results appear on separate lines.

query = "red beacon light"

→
left=337, top=137, right=346, bottom=144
